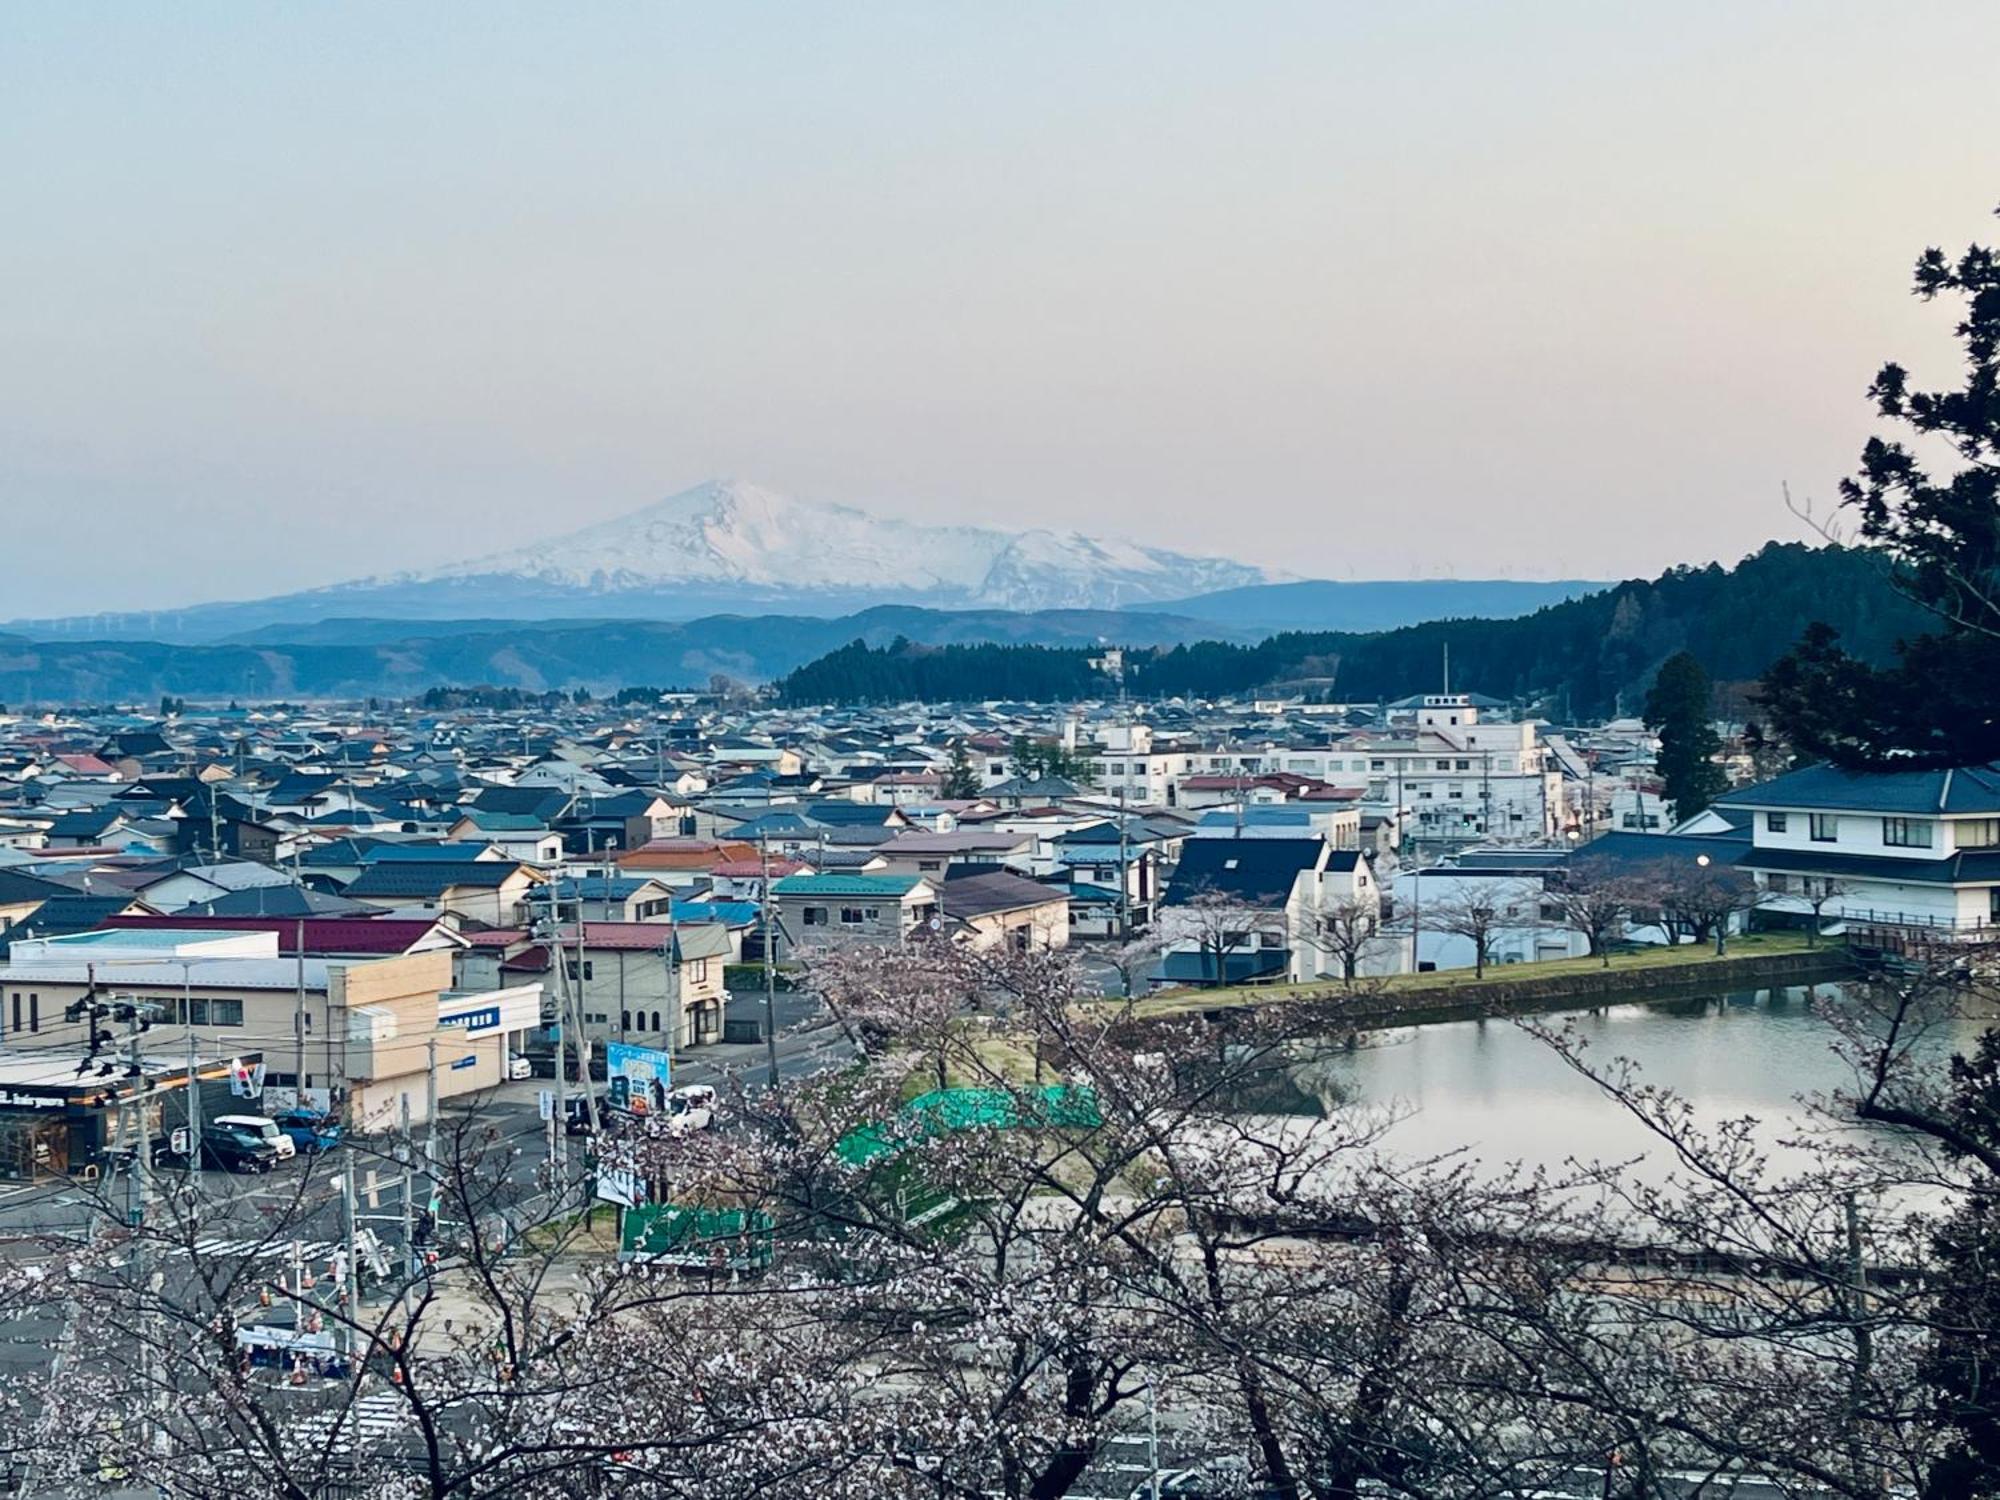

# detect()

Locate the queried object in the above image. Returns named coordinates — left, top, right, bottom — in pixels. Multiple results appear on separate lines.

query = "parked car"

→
left=506, top=1052, right=534, bottom=1081
left=197, top=1123, right=283, bottom=1174
left=212, top=1114, right=297, bottom=1160
left=661, top=1084, right=716, bottom=1136
left=272, top=1111, right=343, bottom=1153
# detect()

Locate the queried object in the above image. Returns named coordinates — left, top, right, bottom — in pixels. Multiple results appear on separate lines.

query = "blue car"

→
left=273, top=1111, right=344, bottom=1153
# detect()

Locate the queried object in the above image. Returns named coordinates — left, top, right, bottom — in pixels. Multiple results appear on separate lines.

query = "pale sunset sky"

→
left=3, top=2, right=1998, bottom=614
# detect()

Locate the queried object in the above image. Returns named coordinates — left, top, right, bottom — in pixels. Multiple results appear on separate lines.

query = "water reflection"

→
left=1288, top=984, right=1984, bottom=1183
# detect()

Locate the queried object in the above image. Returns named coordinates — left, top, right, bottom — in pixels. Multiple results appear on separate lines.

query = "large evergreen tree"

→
left=940, top=744, right=981, bottom=799
left=1643, top=651, right=1727, bottom=819
left=1763, top=206, right=2000, bottom=768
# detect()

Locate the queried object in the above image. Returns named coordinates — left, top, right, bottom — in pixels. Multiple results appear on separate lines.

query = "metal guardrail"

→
left=1841, top=907, right=1999, bottom=934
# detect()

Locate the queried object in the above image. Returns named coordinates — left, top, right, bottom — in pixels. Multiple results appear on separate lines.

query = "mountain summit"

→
left=395, top=478, right=1274, bottom=612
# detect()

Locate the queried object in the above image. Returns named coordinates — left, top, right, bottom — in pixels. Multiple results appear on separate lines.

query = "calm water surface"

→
left=1311, top=985, right=1987, bottom=1181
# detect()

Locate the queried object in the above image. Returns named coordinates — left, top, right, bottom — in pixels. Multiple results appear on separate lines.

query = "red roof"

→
left=553, top=921, right=679, bottom=951
left=463, top=928, right=528, bottom=948
left=618, top=838, right=758, bottom=870
left=98, top=914, right=466, bottom=955
left=54, top=754, right=118, bottom=776
left=707, top=857, right=811, bottom=879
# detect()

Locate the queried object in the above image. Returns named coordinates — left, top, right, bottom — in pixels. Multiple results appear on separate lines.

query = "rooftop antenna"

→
left=1442, top=641, right=1450, bottom=696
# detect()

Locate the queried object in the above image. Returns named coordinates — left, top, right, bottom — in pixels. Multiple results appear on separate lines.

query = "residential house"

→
left=936, top=871, right=1070, bottom=953
left=1155, top=835, right=1378, bottom=985
left=769, top=873, right=940, bottom=954
left=871, top=829, right=1037, bottom=880
left=509, top=921, right=730, bottom=1050
left=1713, top=762, right=2000, bottom=945
left=343, top=860, right=546, bottom=928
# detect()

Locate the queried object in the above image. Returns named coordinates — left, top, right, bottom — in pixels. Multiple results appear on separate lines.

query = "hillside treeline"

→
left=776, top=543, right=1928, bottom=711
left=775, top=637, right=1106, bottom=706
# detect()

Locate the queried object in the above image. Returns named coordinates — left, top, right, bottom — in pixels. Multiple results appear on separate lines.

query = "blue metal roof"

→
left=771, top=874, right=924, bottom=898
left=1716, top=762, right=2000, bottom=816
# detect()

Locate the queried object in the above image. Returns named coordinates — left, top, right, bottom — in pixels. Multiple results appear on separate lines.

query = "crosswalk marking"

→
left=296, top=1393, right=408, bottom=1450
left=185, top=1236, right=337, bottom=1262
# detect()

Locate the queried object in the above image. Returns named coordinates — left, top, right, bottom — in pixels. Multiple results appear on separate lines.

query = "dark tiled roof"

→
left=470, top=786, right=573, bottom=819
left=1566, top=832, right=1752, bottom=872
left=1161, top=837, right=1327, bottom=908
left=800, top=802, right=905, bottom=827
left=345, top=861, right=530, bottom=898
left=1739, top=847, right=2000, bottom=885
left=1716, top=763, right=2000, bottom=816
left=0, top=870, right=77, bottom=906
left=180, top=885, right=379, bottom=918
left=937, top=871, right=1067, bottom=920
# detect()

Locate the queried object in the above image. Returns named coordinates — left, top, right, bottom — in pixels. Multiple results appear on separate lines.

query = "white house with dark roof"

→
left=1155, top=835, right=1379, bottom=985
left=1713, top=762, right=2000, bottom=941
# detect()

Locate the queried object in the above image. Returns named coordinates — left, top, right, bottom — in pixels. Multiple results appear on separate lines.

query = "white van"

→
left=212, top=1114, right=297, bottom=1160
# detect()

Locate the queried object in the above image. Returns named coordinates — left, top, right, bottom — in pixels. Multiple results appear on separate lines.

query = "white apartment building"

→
left=1082, top=724, right=1196, bottom=808
left=1344, top=697, right=1565, bottom=846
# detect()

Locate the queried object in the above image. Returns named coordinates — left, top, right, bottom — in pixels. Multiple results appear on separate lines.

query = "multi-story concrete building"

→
left=0, top=928, right=537, bottom=1138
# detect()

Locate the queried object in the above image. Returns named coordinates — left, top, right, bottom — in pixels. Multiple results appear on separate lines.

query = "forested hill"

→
left=776, top=543, right=1929, bottom=712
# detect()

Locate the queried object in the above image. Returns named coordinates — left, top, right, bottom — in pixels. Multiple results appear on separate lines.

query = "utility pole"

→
left=760, top=831, right=779, bottom=1087
left=550, top=914, right=569, bottom=1180
left=1409, top=868, right=1422, bottom=976
left=1843, top=1191, right=1876, bottom=1495
left=341, top=1141, right=361, bottom=1359
left=1146, top=1378, right=1160, bottom=1500
left=120, top=1002, right=156, bottom=1451
left=571, top=896, right=599, bottom=1137
left=424, top=1035, right=439, bottom=1212
left=399, top=1094, right=415, bottom=1287
left=293, top=919, right=307, bottom=1097
left=1116, top=777, right=1130, bottom=946
left=1481, top=750, right=1492, bottom=844
left=184, top=1031, right=202, bottom=1186
left=122, top=1003, right=152, bottom=1229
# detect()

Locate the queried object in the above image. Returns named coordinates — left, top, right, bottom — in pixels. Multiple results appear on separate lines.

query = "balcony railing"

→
left=1842, top=907, right=2000, bottom=957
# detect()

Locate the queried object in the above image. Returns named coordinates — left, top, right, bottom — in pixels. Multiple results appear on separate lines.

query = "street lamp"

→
left=1696, top=853, right=1725, bottom=955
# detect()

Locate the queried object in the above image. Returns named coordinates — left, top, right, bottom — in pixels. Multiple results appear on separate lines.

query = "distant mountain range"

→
left=0, top=477, right=1632, bottom=698
left=0, top=545, right=1887, bottom=705
left=8, top=479, right=1599, bottom=645
left=0, top=606, right=1243, bottom=703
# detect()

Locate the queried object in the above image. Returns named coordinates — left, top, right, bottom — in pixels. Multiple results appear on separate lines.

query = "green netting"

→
left=834, top=1085, right=1101, bottom=1167
left=620, top=1204, right=774, bottom=1268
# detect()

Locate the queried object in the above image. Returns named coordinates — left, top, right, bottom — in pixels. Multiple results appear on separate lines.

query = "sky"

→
left=4, top=2, right=1999, bottom=617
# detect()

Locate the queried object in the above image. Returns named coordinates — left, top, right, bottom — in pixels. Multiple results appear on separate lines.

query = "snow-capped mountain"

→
left=389, top=478, right=1274, bottom=611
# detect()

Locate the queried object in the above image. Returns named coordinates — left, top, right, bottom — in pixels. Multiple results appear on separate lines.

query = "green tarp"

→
left=835, top=1085, right=1102, bottom=1167
left=619, top=1204, right=774, bottom=1269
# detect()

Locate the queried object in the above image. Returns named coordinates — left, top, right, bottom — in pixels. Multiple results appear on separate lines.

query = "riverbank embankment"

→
left=1127, top=935, right=1858, bottom=1031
